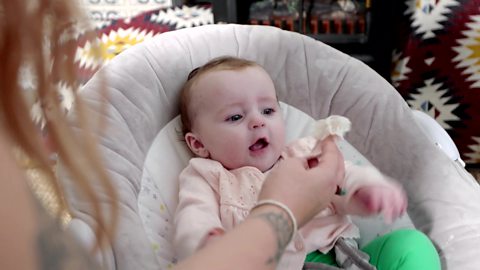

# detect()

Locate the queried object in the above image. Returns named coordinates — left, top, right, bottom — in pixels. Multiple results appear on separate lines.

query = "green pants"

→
left=305, top=229, right=441, bottom=270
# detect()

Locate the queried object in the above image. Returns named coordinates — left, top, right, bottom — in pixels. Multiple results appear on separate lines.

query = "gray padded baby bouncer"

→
left=62, top=24, right=480, bottom=270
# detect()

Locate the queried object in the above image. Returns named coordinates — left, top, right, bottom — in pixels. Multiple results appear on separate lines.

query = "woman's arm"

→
left=174, top=204, right=293, bottom=270
left=0, top=132, right=38, bottom=269
left=0, top=132, right=99, bottom=270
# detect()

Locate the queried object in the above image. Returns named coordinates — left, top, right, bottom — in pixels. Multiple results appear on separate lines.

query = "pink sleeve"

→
left=173, top=158, right=224, bottom=260
left=343, top=162, right=395, bottom=198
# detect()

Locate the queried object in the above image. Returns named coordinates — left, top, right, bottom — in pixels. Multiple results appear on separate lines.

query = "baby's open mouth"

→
left=249, top=138, right=269, bottom=151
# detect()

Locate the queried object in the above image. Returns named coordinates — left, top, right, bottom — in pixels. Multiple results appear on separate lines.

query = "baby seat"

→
left=61, top=24, right=480, bottom=270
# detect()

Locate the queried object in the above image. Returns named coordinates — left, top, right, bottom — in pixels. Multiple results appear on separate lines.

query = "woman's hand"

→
left=257, top=136, right=345, bottom=228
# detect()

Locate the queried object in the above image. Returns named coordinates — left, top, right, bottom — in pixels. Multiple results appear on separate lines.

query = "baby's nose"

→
left=249, top=117, right=266, bottom=129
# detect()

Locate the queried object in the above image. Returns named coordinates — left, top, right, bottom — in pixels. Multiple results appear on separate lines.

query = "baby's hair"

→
left=179, top=56, right=260, bottom=136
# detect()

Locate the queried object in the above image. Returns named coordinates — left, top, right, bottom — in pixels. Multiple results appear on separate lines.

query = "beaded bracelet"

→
left=252, top=199, right=298, bottom=244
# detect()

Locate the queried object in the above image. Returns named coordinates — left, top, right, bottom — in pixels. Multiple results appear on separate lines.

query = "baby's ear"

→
left=185, top=132, right=209, bottom=158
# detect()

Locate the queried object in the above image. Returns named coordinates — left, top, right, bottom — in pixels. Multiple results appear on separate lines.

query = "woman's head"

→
left=179, top=56, right=286, bottom=172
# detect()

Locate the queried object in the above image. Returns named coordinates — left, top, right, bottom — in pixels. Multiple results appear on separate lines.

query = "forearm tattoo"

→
left=254, top=212, right=293, bottom=265
left=34, top=198, right=100, bottom=270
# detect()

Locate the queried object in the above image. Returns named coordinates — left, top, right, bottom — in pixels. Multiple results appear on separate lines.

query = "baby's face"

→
left=186, top=66, right=285, bottom=172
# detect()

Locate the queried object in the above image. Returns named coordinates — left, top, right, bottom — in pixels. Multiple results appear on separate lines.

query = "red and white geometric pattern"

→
left=407, top=78, right=460, bottom=130
left=75, top=4, right=213, bottom=84
left=452, top=14, right=480, bottom=88
left=81, top=0, right=173, bottom=28
left=150, top=5, right=214, bottom=29
left=466, top=137, right=480, bottom=163
left=404, top=0, right=460, bottom=39
left=393, top=0, right=480, bottom=165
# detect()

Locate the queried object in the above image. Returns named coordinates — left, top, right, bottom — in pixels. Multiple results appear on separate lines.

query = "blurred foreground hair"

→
left=0, top=0, right=118, bottom=251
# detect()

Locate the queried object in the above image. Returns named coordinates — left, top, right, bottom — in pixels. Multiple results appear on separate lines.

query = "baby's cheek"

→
left=218, top=147, right=247, bottom=168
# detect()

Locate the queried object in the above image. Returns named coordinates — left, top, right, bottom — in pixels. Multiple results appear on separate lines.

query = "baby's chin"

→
left=258, top=161, right=277, bottom=173
left=221, top=158, right=279, bottom=173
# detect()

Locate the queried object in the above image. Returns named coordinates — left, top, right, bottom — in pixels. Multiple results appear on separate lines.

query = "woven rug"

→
left=82, top=0, right=174, bottom=29
left=391, top=0, right=480, bottom=166
left=76, top=4, right=214, bottom=85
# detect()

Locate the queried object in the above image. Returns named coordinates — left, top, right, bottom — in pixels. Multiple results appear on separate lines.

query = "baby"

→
left=173, top=56, right=440, bottom=270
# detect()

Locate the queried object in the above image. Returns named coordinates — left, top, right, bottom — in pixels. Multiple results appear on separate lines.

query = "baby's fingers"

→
left=382, top=189, right=407, bottom=224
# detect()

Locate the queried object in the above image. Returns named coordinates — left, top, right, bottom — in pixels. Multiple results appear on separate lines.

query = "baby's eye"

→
left=226, top=114, right=243, bottom=122
left=262, top=108, right=275, bottom=115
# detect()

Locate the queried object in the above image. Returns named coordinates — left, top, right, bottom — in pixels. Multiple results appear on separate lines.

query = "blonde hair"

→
left=179, top=56, right=259, bottom=135
left=0, top=0, right=117, bottom=250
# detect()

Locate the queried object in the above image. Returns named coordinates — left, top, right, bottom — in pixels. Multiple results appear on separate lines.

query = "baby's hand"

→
left=352, top=184, right=407, bottom=224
